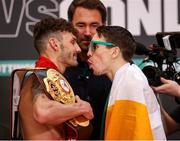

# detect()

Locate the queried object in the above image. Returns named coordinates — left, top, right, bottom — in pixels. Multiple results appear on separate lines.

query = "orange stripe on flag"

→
left=105, top=100, right=153, bottom=140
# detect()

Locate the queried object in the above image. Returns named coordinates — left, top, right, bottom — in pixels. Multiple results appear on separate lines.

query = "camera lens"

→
left=142, top=66, right=162, bottom=86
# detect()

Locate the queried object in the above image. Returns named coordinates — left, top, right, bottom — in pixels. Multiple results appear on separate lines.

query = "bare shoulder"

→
left=20, top=75, right=34, bottom=95
left=31, top=76, right=47, bottom=103
left=20, top=74, right=46, bottom=102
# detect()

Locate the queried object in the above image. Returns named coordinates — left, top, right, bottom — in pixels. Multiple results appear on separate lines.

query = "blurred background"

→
left=0, top=0, right=180, bottom=139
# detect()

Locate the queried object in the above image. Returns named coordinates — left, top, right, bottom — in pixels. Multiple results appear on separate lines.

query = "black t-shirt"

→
left=171, top=105, right=180, bottom=124
left=64, top=60, right=112, bottom=139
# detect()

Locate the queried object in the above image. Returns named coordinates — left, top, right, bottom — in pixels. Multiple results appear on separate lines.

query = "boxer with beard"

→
left=18, top=17, right=93, bottom=140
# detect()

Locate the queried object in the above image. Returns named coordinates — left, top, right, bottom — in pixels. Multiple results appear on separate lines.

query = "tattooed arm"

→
left=31, top=77, right=93, bottom=125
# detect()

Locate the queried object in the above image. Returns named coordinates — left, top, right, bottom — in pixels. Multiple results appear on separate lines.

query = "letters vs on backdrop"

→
left=0, top=0, right=179, bottom=38
left=0, top=0, right=179, bottom=75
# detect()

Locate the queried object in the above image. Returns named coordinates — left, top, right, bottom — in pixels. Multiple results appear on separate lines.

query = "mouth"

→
left=82, top=40, right=90, bottom=45
left=87, top=59, right=93, bottom=69
left=73, top=53, right=78, bottom=60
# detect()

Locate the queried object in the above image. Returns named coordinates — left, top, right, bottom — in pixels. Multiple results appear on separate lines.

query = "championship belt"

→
left=10, top=68, right=92, bottom=140
left=42, top=69, right=93, bottom=139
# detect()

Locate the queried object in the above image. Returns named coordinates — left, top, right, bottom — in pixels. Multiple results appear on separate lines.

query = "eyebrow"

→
left=75, top=22, right=101, bottom=25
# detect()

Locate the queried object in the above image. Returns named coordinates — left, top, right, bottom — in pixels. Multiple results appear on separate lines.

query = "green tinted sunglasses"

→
left=89, top=40, right=116, bottom=51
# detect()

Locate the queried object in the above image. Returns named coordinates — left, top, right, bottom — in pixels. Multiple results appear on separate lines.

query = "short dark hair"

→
left=68, top=0, right=107, bottom=24
left=96, top=26, right=136, bottom=62
left=33, top=17, right=77, bottom=54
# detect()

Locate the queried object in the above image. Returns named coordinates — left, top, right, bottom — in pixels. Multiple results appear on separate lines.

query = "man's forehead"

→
left=73, top=7, right=103, bottom=24
left=92, top=33, right=105, bottom=41
left=92, top=33, right=99, bottom=39
left=62, top=32, right=76, bottom=39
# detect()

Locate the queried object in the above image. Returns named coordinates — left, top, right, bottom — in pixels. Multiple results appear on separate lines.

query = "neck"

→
left=106, top=59, right=128, bottom=81
left=50, top=58, right=66, bottom=73
left=36, top=55, right=66, bottom=74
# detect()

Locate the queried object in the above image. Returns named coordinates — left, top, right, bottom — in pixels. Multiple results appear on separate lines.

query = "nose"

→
left=87, top=49, right=92, bottom=57
left=84, top=26, right=91, bottom=36
left=76, top=44, right=81, bottom=53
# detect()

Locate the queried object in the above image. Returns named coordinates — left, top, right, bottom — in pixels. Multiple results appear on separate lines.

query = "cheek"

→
left=75, top=28, right=84, bottom=36
left=92, top=54, right=106, bottom=70
left=62, top=47, right=72, bottom=59
left=90, top=28, right=97, bottom=35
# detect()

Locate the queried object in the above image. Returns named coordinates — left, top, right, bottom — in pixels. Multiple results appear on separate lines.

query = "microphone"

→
left=135, top=42, right=149, bottom=55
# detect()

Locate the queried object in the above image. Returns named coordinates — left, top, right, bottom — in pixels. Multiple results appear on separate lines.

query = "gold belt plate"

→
left=43, top=69, right=89, bottom=127
left=43, top=69, right=75, bottom=104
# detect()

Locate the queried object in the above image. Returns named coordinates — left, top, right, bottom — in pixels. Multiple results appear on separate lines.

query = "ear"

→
left=112, top=47, right=120, bottom=59
left=48, top=37, right=59, bottom=51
